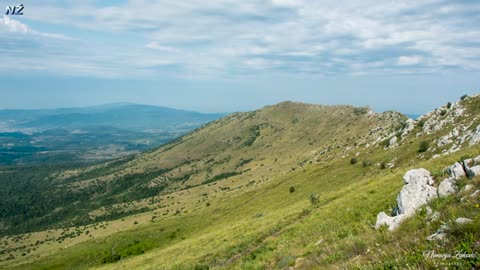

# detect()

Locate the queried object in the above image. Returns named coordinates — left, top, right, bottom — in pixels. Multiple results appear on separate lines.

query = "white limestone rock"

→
left=375, top=169, right=437, bottom=231
left=388, top=136, right=398, bottom=148
left=474, top=155, right=480, bottom=165
left=401, top=119, right=415, bottom=137
left=469, top=124, right=480, bottom=145
left=462, top=184, right=475, bottom=193
left=438, top=177, right=457, bottom=198
left=374, top=212, right=408, bottom=231
left=455, top=218, right=473, bottom=224
left=397, top=169, right=438, bottom=216
left=444, top=162, right=466, bottom=180
left=427, top=224, right=449, bottom=241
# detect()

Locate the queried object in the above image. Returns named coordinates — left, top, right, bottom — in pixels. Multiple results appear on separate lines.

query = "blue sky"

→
left=0, top=0, right=479, bottom=114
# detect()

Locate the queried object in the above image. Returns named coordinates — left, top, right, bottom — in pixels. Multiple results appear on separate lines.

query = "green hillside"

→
left=1, top=95, right=479, bottom=269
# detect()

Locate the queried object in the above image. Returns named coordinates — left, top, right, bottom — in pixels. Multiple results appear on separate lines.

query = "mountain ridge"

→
left=1, top=94, right=480, bottom=269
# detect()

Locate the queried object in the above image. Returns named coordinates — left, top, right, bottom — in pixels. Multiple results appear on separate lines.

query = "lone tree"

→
left=350, top=157, right=358, bottom=165
left=290, top=186, right=295, bottom=193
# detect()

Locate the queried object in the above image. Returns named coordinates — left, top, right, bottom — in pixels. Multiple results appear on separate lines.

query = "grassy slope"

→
left=2, top=97, right=480, bottom=269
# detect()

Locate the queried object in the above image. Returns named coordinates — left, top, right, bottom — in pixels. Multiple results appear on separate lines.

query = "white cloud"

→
left=1, top=0, right=480, bottom=77
left=271, top=0, right=299, bottom=7
left=146, top=42, right=181, bottom=53
left=397, top=56, right=422, bottom=66
left=0, top=16, right=29, bottom=33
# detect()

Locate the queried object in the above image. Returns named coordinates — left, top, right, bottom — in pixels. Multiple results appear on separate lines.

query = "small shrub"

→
left=440, top=110, right=447, bottom=116
left=101, top=252, right=121, bottom=264
left=459, top=155, right=472, bottom=162
left=289, top=186, right=295, bottom=193
left=167, top=231, right=177, bottom=239
left=362, top=160, right=372, bottom=167
left=418, top=141, right=430, bottom=153
left=309, top=193, right=320, bottom=206
left=353, top=107, right=369, bottom=115
left=380, top=162, right=387, bottom=170
left=133, top=221, right=138, bottom=225
left=350, top=157, right=358, bottom=165
left=460, top=94, right=468, bottom=100
left=206, top=202, right=211, bottom=207
left=447, top=102, right=452, bottom=109
left=417, top=119, right=426, bottom=127
left=194, top=265, right=209, bottom=270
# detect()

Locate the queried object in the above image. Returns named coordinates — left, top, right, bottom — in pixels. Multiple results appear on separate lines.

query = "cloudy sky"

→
left=0, top=0, right=479, bottom=113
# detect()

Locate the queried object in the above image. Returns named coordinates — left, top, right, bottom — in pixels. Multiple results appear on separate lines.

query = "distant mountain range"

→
left=0, top=103, right=225, bottom=132
left=0, top=103, right=225, bottom=165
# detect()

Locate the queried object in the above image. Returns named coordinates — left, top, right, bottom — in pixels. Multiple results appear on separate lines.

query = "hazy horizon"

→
left=0, top=85, right=476, bottom=116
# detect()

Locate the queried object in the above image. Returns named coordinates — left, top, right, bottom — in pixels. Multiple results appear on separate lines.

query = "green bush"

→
left=417, top=119, right=426, bottom=127
left=461, top=94, right=468, bottom=100
left=309, top=193, right=319, bottom=205
left=447, top=102, right=452, bottom=109
left=289, top=186, right=295, bottom=193
left=194, top=265, right=209, bottom=270
left=353, top=107, right=369, bottom=115
left=350, top=157, right=358, bottom=165
left=418, top=141, right=429, bottom=153
left=362, top=160, right=372, bottom=167
left=380, top=162, right=387, bottom=170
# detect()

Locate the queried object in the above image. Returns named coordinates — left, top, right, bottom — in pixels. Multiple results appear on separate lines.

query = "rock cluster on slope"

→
left=438, top=156, right=480, bottom=197
left=375, top=169, right=437, bottom=231
left=375, top=154, right=480, bottom=231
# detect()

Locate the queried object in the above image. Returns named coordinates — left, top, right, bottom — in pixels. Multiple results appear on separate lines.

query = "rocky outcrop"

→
left=444, top=162, right=466, bottom=180
left=375, top=169, right=437, bottom=231
left=469, top=124, right=480, bottom=145
left=376, top=154, right=480, bottom=231
left=438, top=177, right=457, bottom=197
left=421, top=102, right=465, bottom=135
left=401, top=119, right=415, bottom=137
left=388, top=136, right=398, bottom=148
left=438, top=156, right=480, bottom=198
left=463, top=157, right=480, bottom=178
left=397, top=169, right=438, bottom=215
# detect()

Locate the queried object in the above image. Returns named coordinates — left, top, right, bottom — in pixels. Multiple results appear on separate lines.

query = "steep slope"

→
left=1, top=95, right=479, bottom=269
left=1, top=102, right=405, bottom=235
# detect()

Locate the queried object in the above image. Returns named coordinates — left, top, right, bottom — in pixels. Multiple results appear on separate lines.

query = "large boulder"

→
left=438, top=177, right=457, bottom=197
left=375, top=212, right=407, bottom=231
left=375, top=169, right=438, bottom=231
left=444, top=162, right=466, bottom=180
left=463, top=157, right=480, bottom=178
left=474, top=155, right=480, bottom=165
left=397, top=169, right=438, bottom=215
